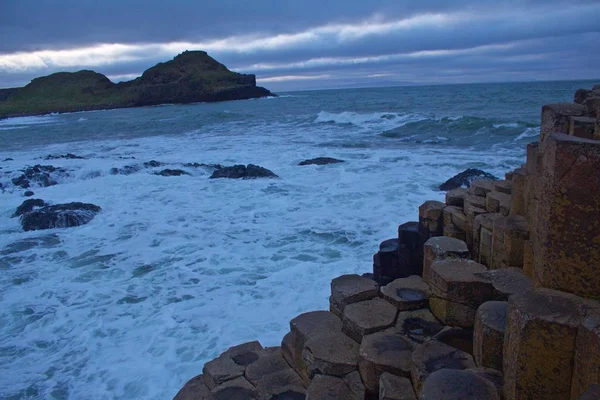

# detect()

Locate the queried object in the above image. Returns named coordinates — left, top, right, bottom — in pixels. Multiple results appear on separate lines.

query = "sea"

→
left=0, top=80, right=594, bottom=399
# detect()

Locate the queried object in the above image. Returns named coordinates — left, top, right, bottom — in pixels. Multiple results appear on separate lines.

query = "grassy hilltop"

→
left=0, top=51, right=273, bottom=118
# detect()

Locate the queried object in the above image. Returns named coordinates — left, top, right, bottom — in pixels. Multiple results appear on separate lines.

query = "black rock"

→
left=12, top=199, right=47, bottom=218
left=3, top=158, right=14, bottom=161
left=155, top=169, right=190, bottom=177
left=439, top=168, right=498, bottom=191
left=209, top=164, right=278, bottom=179
left=299, top=157, right=345, bottom=166
left=44, top=153, right=84, bottom=160
left=11, top=164, right=68, bottom=188
left=183, top=162, right=222, bottom=169
left=24, top=191, right=34, bottom=197
left=143, top=160, right=164, bottom=168
left=19, top=202, right=102, bottom=231
left=110, top=165, right=141, bottom=175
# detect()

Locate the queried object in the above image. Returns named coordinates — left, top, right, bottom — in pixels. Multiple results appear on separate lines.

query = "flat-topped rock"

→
left=504, top=288, right=584, bottom=400
left=298, top=157, right=344, bottom=166
left=427, top=259, right=493, bottom=308
left=342, top=298, right=398, bottom=343
left=245, top=347, right=293, bottom=385
left=410, top=340, right=476, bottom=395
left=202, top=341, right=263, bottom=389
left=432, top=326, right=474, bottom=355
left=379, top=372, right=417, bottom=400
left=443, top=206, right=468, bottom=232
left=394, top=309, right=443, bottom=345
left=485, top=191, right=511, bottom=215
left=493, top=180, right=512, bottom=194
left=423, top=237, right=470, bottom=282
left=540, top=102, right=587, bottom=142
left=475, top=267, right=532, bottom=300
left=419, top=201, right=445, bottom=240
left=445, top=188, right=467, bottom=207
left=380, top=276, right=430, bottom=311
left=464, top=194, right=486, bottom=211
left=429, top=297, right=478, bottom=328
left=473, top=301, right=507, bottom=370
left=252, top=368, right=306, bottom=399
left=303, top=331, right=359, bottom=378
left=470, top=179, right=495, bottom=197
left=330, top=274, right=379, bottom=317
left=305, top=374, right=360, bottom=400
left=211, top=376, right=259, bottom=400
left=358, top=329, right=414, bottom=394
left=420, top=369, right=499, bottom=400
left=174, top=374, right=212, bottom=400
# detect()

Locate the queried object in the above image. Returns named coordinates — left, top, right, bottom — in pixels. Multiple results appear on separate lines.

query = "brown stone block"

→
left=465, top=204, right=488, bottom=221
left=505, top=171, right=514, bottom=181
left=485, top=191, right=507, bottom=214
left=479, top=227, right=493, bottom=267
left=343, top=370, right=366, bottom=400
left=210, top=376, right=259, bottom=399
left=491, top=216, right=528, bottom=269
left=174, top=374, right=212, bottom=400
left=571, top=308, right=600, bottom=399
left=202, top=341, right=263, bottom=389
left=476, top=267, right=533, bottom=300
left=433, top=326, right=474, bottom=355
left=540, top=103, right=586, bottom=142
left=446, top=187, right=467, bottom=207
left=464, top=195, right=486, bottom=213
left=306, top=374, right=360, bottom=400
left=585, top=96, right=600, bottom=118
left=422, top=236, right=469, bottom=282
left=474, top=301, right=507, bottom=370
left=471, top=179, right=495, bottom=197
left=504, top=288, right=584, bottom=400
left=420, top=369, right=500, bottom=400
left=380, top=275, right=430, bottom=311
left=443, top=221, right=466, bottom=242
left=342, top=298, right=398, bottom=343
left=522, top=240, right=534, bottom=278
left=493, top=180, right=512, bottom=194
left=533, top=133, right=600, bottom=298
left=427, top=259, right=493, bottom=308
left=358, top=329, right=414, bottom=394
left=330, top=274, right=379, bottom=317
left=395, top=308, right=443, bottom=345
left=419, top=200, right=445, bottom=240
left=252, top=368, right=306, bottom=399
left=569, top=116, right=596, bottom=139
left=302, top=331, right=359, bottom=378
left=444, top=206, right=468, bottom=232
left=429, top=297, right=478, bottom=328
left=379, top=372, right=417, bottom=400
left=410, top=340, right=476, bottom=396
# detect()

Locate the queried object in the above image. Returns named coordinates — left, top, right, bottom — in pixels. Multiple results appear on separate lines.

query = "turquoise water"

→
left=0, top=80, right=595, bottom=399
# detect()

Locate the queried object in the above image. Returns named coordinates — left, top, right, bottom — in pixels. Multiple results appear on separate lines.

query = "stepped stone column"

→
left=473, top=301, right=507, bottom=371
left=540, top=103, right=586, bottom=142
left=532, top=133, right=600, bottom=298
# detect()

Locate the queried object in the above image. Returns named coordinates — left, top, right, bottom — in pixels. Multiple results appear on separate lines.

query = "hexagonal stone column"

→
left=246, top=347, right=306, bottom=399
left=342, top=298, right=398, bottom=343
left=420, top=369, right=500, bottom=400
left=419, top=200, right=445, bottom=242
left=473, top=301, right=507, bottom=370
left=445, top=187, right=467, bottom=207
left=422, top=236, right=469, bottom=283
left=571, top=308, right=600, bottom=399
left=504, top=288, right=584, bottom=400
left=491, top=215, right=529, bottom=269
left=410, top=340, right=475, bottom=395
left=394, top=308, right=443, bottom=345
left=306, top=374, right=361, bottom=400
left=202, top=341, right=263, bottom=389
left=433, top=326, right=474, bottom=355
left=210, top=376, right=259, bottom=400
left=329, top=274, right=379, bottom=317
left=532, top=133, right=600, bottom=298
left=540, top=103, right=586, bottom=142
left=358, top=329, right=414, bottom=394
left=302, top=331, right=359, bottom=378
left=379, top=372, right=417, bottom=400
left=174, top=374, right=212, bottom=400
left=380, top=275, right=430, bottom=311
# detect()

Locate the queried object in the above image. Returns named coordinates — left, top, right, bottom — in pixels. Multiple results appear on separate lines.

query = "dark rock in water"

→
left=24, top=191, right=34, bottom=197
left=183, top=162, right=222, bottom=169
left=210, top=164, right=278, bottom=179
left=143, top=160, right=164, bottom=168
left=439, top=168, right=498, bottom=191
left=44, top=153, right=84, bottom=160
left=11, top=164, right=68, bottom=188
left=155, top=169, right=190, bottom=177
left=12, top=198, right=46, bottom=217
left=299, top=157, right=345, bottom=166
left=19, top=202, right=101, bottom=231
left=110, top=165, right=141, bottom=175
left=3, top=158, right=14, bottom=161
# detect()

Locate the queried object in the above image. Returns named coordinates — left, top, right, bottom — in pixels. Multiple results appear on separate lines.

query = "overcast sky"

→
left=0, top=0, right=599, bottom=91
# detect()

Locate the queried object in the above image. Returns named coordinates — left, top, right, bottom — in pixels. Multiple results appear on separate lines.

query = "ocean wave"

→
left=514, top=127, right=540, bottom=141
left=0, top=115, right=60, bottom=127
left=314, top=110, right=428, bottom=129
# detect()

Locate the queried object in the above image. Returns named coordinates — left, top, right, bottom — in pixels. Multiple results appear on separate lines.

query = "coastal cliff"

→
left=0, top=51, right=273, bottom=119
left=174, top=85, right=600, bottom=399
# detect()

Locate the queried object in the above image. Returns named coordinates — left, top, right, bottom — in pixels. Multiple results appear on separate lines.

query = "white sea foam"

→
left=314, top=110, right=428, bottom=130
left=493, top=122, right=520, bottom=128
left=514, top=127, right=540, bottom=141
left=0, top=115, right=60, bottom=127
left=0, top=104, right=527, bottom=400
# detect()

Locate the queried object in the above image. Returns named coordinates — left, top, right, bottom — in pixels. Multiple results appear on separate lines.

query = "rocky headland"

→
left=175, top=85, right=600, bottom=399
left=0, top=51, right=274, bottom=119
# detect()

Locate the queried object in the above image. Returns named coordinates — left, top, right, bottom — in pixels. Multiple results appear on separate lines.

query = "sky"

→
left=0, top=0, right=599, bottom=91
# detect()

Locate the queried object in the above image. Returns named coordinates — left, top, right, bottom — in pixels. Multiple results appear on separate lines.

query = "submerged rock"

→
left=143, top=160, right=164, bottom=168
left=19, top=202, right=101, bottom=231
left=12, top=198, right=47, bottom=218
left=183, top=162, right=223, bottom=169
left=210, top=164, right=278, bottom=179
left=439, top=169, right=497, bottom=191
left=44, top=153, right=84, bottom=160
left=11, top=164, right=68, bottom=189
left=24, top=190, right=34, bottom=197
left=299, top=157, right=345, bottom=166
left=110, top=165, right=141, bottom=175
left=155, top=169, right=190, bottom=177
left=3, top=158, right=14, bottom=161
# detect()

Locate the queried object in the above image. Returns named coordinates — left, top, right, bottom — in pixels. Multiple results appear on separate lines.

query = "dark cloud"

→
left=0, top=0, right=598, bottom=90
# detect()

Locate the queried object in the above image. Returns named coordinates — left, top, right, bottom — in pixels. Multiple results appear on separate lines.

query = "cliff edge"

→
left=0, top=51, right=274, bottom=118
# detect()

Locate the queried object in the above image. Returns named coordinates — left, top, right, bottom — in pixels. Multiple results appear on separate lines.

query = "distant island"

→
left=0, top=51, right=274, bottom=119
